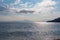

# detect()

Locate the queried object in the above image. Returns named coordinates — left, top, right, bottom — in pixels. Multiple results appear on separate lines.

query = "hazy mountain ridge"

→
left=47, top=17, right=60, bottom=22
left=0, top=20, right=34, bottom=23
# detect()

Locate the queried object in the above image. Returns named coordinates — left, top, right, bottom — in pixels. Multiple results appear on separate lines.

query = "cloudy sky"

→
left=0, top=0, right=60, bottom=22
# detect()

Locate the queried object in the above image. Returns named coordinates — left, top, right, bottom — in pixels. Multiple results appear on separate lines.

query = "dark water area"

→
left=0, top=22, right=60, bottom=40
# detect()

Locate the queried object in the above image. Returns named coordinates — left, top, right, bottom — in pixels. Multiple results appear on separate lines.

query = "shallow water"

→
left=0, top=22, right=60, bottom=40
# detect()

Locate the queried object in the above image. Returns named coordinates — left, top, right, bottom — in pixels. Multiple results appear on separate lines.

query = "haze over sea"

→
left=0, top=22, right=60, bottom=40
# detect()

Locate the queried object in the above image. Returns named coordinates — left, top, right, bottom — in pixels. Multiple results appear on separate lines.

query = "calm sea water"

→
left=0, top=22, right=60, bottom=40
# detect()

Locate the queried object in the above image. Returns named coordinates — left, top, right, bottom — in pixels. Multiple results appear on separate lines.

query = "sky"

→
left=0, top=0, right=60, bottom=22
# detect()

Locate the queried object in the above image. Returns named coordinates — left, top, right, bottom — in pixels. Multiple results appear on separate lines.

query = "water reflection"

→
left=0, top=22, right=60, bottom=40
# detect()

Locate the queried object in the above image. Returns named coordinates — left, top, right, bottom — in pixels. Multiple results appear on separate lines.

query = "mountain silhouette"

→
left=47, top=17, right=60, bottom=22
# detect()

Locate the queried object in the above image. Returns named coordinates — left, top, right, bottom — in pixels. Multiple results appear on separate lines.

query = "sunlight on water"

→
left=0, top=22, right=60, bottom=40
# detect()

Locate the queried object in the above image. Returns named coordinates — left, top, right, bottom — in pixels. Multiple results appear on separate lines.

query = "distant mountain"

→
left=47, top=17, right=60, bottom=22
left=0, top=20, right=34, bottom=23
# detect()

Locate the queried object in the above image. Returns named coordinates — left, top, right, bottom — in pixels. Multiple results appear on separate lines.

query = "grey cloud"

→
left=16, top=10, right=35, bottom=14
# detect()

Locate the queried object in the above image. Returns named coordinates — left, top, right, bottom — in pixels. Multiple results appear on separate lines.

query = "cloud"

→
left=14, top=0, right=21, bottom=5
left=31, top=0, right=56, bottom=13
left=0, top=0, right=56, bottom=15
left=0, top=0, right=56, bottom=16
left=0, top=0, right=59, bottom=22
left=39, top=0, right=56, bottom=7
left=10, top=0, right=56, bottom=14
left=16, top=10, right=34, bottom=14
left=0, top=5, right=7, bottom=11
left=0, top=0, right=4, bottom=2
left=20, top=2, right=32, bottom=8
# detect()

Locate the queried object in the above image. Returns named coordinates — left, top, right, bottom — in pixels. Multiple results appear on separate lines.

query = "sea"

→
left=0, top=22, right=60, bottom=40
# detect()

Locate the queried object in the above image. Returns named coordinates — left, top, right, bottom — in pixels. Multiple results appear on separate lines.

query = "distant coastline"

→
left=47, top=17, right=60, bottom=22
